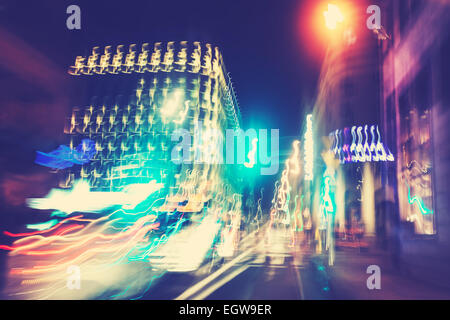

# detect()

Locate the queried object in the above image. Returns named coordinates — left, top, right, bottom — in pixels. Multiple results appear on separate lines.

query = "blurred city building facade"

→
left=313, top=0, right=450, bottom=287
left=64, top=40, right=243, bottom=220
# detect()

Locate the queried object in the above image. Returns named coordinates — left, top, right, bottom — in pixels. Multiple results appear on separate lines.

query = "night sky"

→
left=1, top=0, right=322, bottom=132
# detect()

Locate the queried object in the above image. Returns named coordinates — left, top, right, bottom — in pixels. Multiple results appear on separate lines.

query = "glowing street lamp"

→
left=323, top=4, right=344, bottom=30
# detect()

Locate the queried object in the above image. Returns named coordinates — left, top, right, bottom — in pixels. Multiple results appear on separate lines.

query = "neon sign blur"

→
left=330, top=125, right=394, bottom=163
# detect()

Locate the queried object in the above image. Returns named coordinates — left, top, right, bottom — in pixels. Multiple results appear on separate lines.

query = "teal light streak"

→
left=51, top=211, right=69, bottom=217
left=26, top=219, right=59, bottom=231
left=406, top=181, right=433, bottom=215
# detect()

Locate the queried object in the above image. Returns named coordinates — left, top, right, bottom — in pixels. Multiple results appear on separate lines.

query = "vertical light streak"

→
left=304, top=114, right=314, bottom=181
left=244, top=138, right=258, bottom=168
left=289, top=140, right=301, bottom=175
left=361, top=162, right=375, bottom=234
left=335, top=168, right=345, bottom=233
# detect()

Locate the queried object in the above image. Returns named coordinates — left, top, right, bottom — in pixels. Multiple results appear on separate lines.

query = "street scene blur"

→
left=1, top=0, right=450, bottom=300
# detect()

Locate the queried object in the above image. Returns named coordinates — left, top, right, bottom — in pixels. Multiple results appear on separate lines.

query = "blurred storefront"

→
left=380, top=0, right=450, bottom=287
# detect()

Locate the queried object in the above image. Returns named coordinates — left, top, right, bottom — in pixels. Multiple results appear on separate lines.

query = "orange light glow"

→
left=297, top=0, right=364, bottom=61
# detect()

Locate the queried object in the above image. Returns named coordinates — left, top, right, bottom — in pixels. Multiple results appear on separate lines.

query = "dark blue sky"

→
left=2, top=0, right=321, bottom=138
